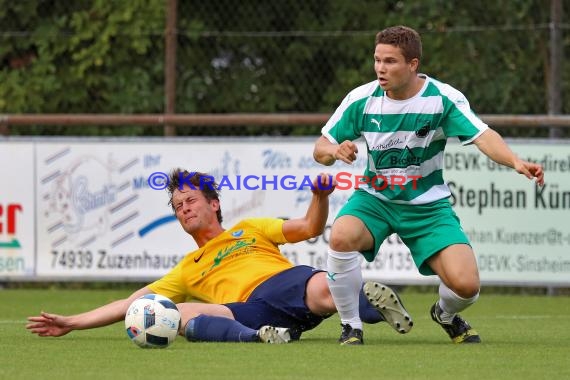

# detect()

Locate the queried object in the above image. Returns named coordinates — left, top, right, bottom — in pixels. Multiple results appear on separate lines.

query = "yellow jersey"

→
left=147, top=218, right=294, bottom=304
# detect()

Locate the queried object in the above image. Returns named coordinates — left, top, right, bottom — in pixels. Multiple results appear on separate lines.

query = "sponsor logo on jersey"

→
left=370, top=118, right=382, bottom=131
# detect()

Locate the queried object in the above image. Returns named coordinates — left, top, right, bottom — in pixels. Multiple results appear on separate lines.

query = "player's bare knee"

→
left=452, top=278, right=480, bottom=298
left=329, top=232, right=358, bottom=252
left=329, top=216, right=370, bottom=251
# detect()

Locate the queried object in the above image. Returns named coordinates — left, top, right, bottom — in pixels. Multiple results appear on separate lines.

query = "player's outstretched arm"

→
left=282, top=173, right=336, bottom=243
left=26, top=286, right=152, bottom=337
left=473, top=129, right=544, bottom=186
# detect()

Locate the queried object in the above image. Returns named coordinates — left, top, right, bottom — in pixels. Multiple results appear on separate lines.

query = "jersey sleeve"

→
left=440, top=89, right=488, bottom=145
left=244, top=218, right=287, bottom=244
left=321, top=91, right=365, bottom=144
left=147, top=260, right=187, bottom=304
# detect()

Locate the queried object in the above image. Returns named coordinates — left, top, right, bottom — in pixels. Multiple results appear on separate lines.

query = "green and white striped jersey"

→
left=322, top=74, right=488, bottom=204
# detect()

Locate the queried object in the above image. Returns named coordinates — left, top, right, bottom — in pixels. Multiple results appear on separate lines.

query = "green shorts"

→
left=336, top=190, right=471, bottom=276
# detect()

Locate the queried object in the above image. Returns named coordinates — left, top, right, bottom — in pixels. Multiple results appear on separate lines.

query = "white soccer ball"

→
left=125, top=294, right=181, bottom=348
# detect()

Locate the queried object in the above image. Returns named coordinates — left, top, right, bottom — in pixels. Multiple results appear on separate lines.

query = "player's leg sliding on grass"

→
left=176, top=276, right=413, bottom=344
left=183, top=314, right=291, bottom=344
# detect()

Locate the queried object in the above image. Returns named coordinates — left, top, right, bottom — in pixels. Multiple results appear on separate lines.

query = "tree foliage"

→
left=0, top=0, right=567, bottom=136
left=0, top=0, right=164, bottom=118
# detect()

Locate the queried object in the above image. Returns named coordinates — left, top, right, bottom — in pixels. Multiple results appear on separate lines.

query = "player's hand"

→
left=311, top=172, right=336, bottom=197
left=514, top=159, right=544, bottom=187
left=334, top=140, right=358, bottom=164
left=26, top=311, right=73, bottom=337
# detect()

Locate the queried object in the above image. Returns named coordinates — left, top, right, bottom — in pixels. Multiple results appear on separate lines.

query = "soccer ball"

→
left=125, top=294, right=181, bottom=348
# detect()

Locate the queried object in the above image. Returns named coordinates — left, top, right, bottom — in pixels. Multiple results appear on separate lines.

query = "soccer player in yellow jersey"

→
left=27, top=170, right=413, bottom=343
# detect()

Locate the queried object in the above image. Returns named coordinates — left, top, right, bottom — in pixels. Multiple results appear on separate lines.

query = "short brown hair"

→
left=375, top=25, right=422, bottom=63
left=167, top=169, right=223, bottom=223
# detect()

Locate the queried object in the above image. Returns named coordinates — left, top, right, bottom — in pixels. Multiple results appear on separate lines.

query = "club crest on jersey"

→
left=231, top=229, right=244, bottom=238
left=415, top=121, right=431, bottom=138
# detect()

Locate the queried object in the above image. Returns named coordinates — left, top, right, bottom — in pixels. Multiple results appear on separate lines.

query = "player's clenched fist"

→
left=311, top=173, right=336, bottom=196
left=334, top=140, right=358, bottom=164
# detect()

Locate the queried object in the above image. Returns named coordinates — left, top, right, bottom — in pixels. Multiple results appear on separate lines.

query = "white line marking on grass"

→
left=416, top=315, right=566, bottom=320
left=493, top=315, right=565, bottom=320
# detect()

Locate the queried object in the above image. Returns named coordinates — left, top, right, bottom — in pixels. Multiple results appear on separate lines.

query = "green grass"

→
left=1, top=289, right=569, bottom=380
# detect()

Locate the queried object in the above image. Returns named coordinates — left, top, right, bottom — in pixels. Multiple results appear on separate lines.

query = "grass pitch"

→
left=1, top=288, right=569, bottom=380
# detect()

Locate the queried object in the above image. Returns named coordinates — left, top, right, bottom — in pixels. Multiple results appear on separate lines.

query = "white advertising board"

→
left=445, top=143, right=570, bottom=285
left=0, top=138, right=568, bottom=286
left=0, top=142, right=35, bottom=277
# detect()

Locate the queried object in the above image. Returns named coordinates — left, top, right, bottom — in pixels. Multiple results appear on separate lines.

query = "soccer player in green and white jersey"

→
left=313, top=25, right=544, bottom=345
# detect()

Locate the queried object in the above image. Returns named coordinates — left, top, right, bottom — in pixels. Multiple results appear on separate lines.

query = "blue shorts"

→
left=225, top=265, right=328, bottom=340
